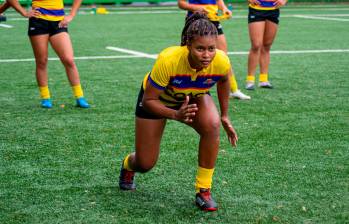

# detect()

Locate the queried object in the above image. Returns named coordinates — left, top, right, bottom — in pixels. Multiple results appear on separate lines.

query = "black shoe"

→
left=195, top=188, right=218, bottom=211
left=119, top=159, right=136, bottom=190
left=0, top=15, right=6, bottom=22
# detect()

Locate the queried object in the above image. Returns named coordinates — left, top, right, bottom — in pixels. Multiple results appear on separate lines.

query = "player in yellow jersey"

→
left=178, top=0, right=251, bottom=100
left=245, top=0, right=287, bottom=90
left=119, top=12, right=238, bottom=212
left=27, top=0, right=89, bottom=108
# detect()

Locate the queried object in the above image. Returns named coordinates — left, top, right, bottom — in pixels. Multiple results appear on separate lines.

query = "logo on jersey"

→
left=203, top=79, right=214, bottom=85
left=172, top=79, right=182, bottom=85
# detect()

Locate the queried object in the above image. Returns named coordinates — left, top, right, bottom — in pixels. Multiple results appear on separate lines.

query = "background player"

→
left=27, top=0, right=89, bottom=108
left=245, top=0, right=287, bottom=90
left=178, top=0, right=251, bottom=100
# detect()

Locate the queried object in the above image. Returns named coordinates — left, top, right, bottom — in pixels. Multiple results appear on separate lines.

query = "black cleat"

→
left=119, top=159, right=136, bottom=191
left=0, top=15, right=6, bottom=22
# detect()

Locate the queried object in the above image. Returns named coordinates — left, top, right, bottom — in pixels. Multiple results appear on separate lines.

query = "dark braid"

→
left=180, top=12, right=218, bottom=46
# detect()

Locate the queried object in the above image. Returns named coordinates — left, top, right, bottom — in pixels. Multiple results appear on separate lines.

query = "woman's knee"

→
left=61, top=56, right=76, bottom=68
left=262, top=43, right=272, bottom=52
left=135, top=157, right=157, bottom=173
left=35, top=57, right=48, bottom=69
left=250, top=42, right=263, bottom=52
left=198, top=117, right=221, bottom=138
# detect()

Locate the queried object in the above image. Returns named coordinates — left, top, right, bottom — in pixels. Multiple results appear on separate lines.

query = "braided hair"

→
left=180, top=12, right=218, bottom=46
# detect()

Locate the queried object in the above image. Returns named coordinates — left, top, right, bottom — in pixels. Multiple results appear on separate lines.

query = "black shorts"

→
left=211, top=21, right=224, bottom=35
left=28, top=17, right=68, bottom=36
left=248, top=7, right=280, bottom=24
left=135, top=85, right=174, bottom=119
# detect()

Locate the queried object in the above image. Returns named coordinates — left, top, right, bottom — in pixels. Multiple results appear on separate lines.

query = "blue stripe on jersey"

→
left=188, top=0, right=216, bottom=5
left=149, top=75, right=166, bottom=90
left=169, top=75, right=222, bottom=89
left=37, top=8, right=65, bottom=16
left=258, top=0, right=275, bottom=7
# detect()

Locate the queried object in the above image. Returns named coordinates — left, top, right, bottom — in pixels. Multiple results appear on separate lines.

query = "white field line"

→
left=0, top=55, right=142, bottom=63
left=293, top=15, right=349, bottom=22
left=5, top=13, right=349, bottom=22
left=228, top=49, right=349, bottom=55
left=3, top=8, right=349, bottom=19
left=0, top=24, right=13, bottom=28
left=106, top=46, right=158, bottom=59
left=1, top=49, right=349, bottom=63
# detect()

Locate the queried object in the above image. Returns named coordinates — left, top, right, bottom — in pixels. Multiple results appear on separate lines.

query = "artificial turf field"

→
left=0, top=3, right=348, bottom=223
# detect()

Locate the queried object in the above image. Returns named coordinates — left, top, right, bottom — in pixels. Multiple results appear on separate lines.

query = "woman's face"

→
left=187, top=36, right=217, bottom=70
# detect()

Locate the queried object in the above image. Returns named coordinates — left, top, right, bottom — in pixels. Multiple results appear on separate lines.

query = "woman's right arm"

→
left=142, top=82, right=198, bottom=123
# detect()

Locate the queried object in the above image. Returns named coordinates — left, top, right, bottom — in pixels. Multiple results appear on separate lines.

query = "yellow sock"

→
left=230, top=74, right=238, bottom=92
left=259, top=73, right=268, bottom=82
left=39, top=86, right=50, bottom=99
left=195, top=166, right=214, bottom=193
left=72, top=84, right=84, bottom=99
left=123, top=154, right=134, bottom=171
left=246, top=75, right=255, bottom=83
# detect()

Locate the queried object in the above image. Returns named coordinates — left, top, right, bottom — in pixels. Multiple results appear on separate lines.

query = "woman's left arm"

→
left=59, top=0, right=82, bottom=28
left=217, top=71, right=238, bottom=147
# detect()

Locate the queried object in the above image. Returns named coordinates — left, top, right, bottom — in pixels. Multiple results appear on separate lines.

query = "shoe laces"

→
left=199, top=189, right=212, bottom=201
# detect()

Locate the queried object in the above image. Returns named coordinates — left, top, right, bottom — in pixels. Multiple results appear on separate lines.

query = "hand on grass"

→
left=221, top=116, right=238, bottom=147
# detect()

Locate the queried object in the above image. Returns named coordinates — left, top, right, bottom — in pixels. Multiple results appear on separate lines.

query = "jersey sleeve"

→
left=217, top=50, right=232, bottom=75
left=148, top=54, right=172, bottom=90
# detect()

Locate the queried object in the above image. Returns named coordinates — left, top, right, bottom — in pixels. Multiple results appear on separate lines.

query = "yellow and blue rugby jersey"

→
left=187, top=0, right=219, bottom=21
left=32, top=0, right=65, bottom=21
left=249, top=0, right=277, bottom=10
left=142, top=46, right=231, bottom=107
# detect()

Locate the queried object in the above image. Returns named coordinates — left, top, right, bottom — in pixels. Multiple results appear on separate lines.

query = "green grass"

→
left=1, top=4, right=348, bottom=223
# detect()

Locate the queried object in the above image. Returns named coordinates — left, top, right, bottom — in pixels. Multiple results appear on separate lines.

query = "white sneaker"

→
left=230, top=90, right=251, bottom=100
left=245, top=82, right=255, bottom=90
left=259, top=81, right=273, bottom=89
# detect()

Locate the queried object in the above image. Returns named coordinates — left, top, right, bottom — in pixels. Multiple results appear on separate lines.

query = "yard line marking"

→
left=293, top=15, right=349, bottom=22
left=6, top=18, right=27, bottom=21
left=106, top=46, right=158, bottom=59
left=306, top=14, right=349, bottom=17
left=109, top=47, right=349, bottom=57
left=228, top=49, right=349, bottom=55
left=0, top=55, right=142, bottom=63
left=1, top=49, right=349, bottom=63
left=0, top=24, right=13, bottom=28
left=5, top=12, right=349, bottom=21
